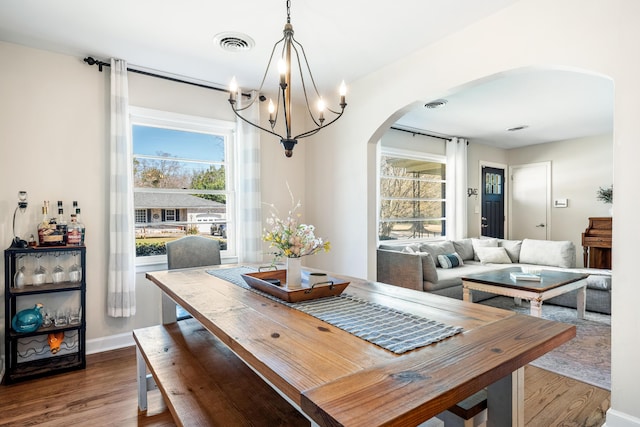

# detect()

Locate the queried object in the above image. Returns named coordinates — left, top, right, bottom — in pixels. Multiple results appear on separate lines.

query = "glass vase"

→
left=286, top=257, right=302, bottom=289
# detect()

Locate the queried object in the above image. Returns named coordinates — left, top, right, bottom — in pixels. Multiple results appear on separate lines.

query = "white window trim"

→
left=381, top=146, right=446, bottom=164
left=130, top=106, right=237, bottom=267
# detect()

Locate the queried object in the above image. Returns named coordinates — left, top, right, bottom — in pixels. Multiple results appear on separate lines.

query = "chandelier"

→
left=228, top=0, right=347, bottom=157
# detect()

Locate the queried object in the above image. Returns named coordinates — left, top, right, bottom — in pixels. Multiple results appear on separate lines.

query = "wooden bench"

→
left=134, top=319, right=485, bottom=427
left=133, top=318, right=310, bottom=426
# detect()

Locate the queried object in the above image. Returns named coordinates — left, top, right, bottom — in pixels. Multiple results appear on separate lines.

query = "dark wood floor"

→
left=0, top=346, right=610, bottom=426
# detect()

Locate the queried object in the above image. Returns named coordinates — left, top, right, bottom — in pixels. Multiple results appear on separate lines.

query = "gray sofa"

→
left=377, top=238, right=612, bottom=314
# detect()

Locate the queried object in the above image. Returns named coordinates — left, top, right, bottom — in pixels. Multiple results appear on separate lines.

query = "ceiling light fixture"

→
left=228, top=0, right=347, bottom=157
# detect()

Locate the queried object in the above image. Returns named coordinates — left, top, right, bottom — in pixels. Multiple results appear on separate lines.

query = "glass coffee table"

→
left=462, top=267, right=589, bottom=318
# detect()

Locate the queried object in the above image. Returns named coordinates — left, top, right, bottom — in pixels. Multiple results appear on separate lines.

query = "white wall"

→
left=466, top=134, right=613, bottom=264
left=507, top=134, right=613, bottom=263
left=381, top=128, right=446, bottom=155
left=303, top=0, right=639, bottom=424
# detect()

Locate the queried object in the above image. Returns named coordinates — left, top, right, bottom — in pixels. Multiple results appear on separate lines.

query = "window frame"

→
left=164, top=209, right=176, bottom=222
left=378, top=146, right=447, bottom=246
left=129, top=106, right=236, bottom=267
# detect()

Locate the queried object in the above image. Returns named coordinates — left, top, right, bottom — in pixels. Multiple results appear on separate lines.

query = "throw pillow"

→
left=475, top=247, right=512, bottom=264
left=400, top=243, right=422, bottom=254
left=419, top=241, right=456, bottom=260
left=499, top=239, right=523, bottom=263
left=519, top=239, right=575, bottom=268
left=471, top=238, right=499, bottom=261
left=437, top=253, right=464, bottom=269
left=418, top=252, right=439, bottom=284
left=452, top=239, right=474, bottom=261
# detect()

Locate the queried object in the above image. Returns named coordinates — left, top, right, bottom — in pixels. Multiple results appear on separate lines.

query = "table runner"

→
left=207, top=267, right=463, bottom=354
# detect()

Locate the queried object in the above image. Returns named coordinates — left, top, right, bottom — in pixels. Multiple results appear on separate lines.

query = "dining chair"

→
left=165, top=235, right=222, bottom=320
left=166, top=235, right=222, bottom=270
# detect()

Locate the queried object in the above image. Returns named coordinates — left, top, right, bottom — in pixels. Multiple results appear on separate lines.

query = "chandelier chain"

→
left=286, top=0, right=291, bottom=24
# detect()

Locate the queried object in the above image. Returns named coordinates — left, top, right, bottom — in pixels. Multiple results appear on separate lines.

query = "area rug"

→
left=480, top=296, right=611, bottom=390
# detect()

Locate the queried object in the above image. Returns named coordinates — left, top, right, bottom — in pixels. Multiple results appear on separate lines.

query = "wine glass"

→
left=52, top=252, right=65, bottom=284
left=32, top=253, right=46, bottom=286
left=13, top=254, right=26, bottom=289
left=69, top=251, right=82, bottom=283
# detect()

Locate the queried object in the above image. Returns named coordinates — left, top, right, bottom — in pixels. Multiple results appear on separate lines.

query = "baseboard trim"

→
left=604, top=408, right=640, bottom=427
left=86, top=332, right=134, bottom=355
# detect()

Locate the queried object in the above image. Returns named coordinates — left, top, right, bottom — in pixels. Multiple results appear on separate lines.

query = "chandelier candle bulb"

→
left=268, top=99, right=275, bottom=123
left=278, top=59, right=287, bottom=86
left=340, top=81, right=347, bottom=106
left=228, top=77, right=237, bottom=103
left=317, top=98, right=325, bottom=122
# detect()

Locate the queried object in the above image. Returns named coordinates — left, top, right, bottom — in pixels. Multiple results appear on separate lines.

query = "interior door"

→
left=481, top=166, right=505, bottom=238
left=509, top=162, right=550, bottom=240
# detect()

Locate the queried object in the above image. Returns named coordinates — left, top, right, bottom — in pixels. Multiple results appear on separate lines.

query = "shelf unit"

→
left=3, top=246, right=86, bottom=384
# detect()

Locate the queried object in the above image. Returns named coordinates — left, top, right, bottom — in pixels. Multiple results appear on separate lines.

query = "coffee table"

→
left=462, top=267, right=589, bottom=318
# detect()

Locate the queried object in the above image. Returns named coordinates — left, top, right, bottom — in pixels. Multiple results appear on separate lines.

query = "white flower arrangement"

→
left=263, top=187, right=330, bottom=259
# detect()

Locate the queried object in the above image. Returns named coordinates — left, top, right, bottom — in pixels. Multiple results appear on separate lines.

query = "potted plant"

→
left=596, top=185, right=613, bottom=204
left=597, top=185, right=613, bottom=216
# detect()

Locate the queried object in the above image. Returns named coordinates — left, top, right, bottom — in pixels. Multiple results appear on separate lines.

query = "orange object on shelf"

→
left=48, top=332, right=64, bottom=354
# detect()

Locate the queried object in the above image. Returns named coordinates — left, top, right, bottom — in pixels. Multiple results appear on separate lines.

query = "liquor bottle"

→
left=56, top=201, right=68, bottom=245
left=67, top=214, right=82, bottom=246
left=37, top=202, right=50, bottom=246
left=75, top=205, right=85, bottom=245
left=38, top=201, right=63, bottom=246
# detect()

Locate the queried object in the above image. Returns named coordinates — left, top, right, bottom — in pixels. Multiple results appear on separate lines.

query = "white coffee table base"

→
left=463, top=280, right=586, bottom=319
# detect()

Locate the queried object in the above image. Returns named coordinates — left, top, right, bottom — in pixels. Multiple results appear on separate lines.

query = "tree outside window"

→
left=379, top=152, right=446, bottom=242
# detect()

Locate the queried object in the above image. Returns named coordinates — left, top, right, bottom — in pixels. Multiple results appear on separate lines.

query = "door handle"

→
left=535, top=223, right=546, bottom=228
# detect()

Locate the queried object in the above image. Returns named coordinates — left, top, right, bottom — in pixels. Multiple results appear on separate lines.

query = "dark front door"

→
left=481, top=166, right=505, bottom=238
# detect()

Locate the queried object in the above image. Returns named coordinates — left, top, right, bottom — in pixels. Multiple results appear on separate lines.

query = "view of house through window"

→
left=379, top=149, right=446, bottom=242
left=130, top=108, right=235, bottom=258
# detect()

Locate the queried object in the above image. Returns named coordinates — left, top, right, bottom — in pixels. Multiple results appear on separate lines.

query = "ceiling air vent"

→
left=424, top=99, right=448, bottom=109
left=507, top=125, right=529, bottom=132
left=214, top=32, right=255, bottom=52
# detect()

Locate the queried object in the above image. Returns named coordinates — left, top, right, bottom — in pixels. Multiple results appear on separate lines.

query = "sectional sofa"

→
left=377, top=237, right=612, bottom=314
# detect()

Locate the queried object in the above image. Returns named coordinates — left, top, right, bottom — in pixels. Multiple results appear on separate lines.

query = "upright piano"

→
left=581, top=217, right=612, bottom=269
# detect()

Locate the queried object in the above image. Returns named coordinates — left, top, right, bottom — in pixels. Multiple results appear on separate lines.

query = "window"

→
left=379, top=148, right=446, bottom=243
left=135, top=209, right=147, bottom=224
left=165, top=209, right=176, bottom=222
left=130, top=107, right=235, bottom=259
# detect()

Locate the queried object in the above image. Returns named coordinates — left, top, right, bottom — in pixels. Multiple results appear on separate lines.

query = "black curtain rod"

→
left=83, top=56, right=250, bottom=97
left=390, top=126, right=451, bottom=141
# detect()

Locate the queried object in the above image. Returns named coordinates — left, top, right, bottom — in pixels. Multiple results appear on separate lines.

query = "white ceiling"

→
left=396, top=69, right=614, bottom=148
left=0, top=0, right=614, bottom=148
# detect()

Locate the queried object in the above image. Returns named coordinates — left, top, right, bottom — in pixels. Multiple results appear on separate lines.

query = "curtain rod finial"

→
left=84, top=56, right=105, bottom=72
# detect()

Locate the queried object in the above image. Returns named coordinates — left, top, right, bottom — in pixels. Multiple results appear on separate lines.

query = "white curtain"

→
left=237, top=91, right=263, bottom=263
left=107, top=58, right=136, bottom=317
left=445, top=137, right=468, bottom=240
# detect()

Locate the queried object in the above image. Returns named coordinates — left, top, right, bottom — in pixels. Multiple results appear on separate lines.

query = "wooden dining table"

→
left=145, top=265, right=575, bottom=427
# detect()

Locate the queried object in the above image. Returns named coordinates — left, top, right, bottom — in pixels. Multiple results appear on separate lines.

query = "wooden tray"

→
left=241, top=270, right=349, bottom=303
